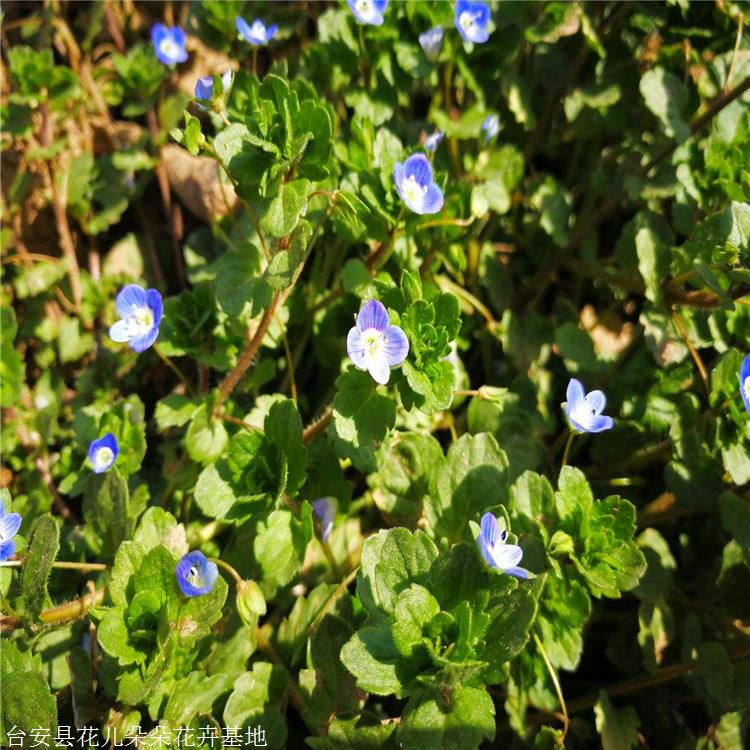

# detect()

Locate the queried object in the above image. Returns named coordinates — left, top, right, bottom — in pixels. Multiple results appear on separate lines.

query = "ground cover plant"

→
left=1, top=1, right=750, bottom=748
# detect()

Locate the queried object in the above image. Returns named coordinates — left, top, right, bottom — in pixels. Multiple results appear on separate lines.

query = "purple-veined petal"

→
left=586, top=414, right=615, bottom=433
left=347, top=327, right=368, bottom=370
left=171, top=27, right=187, bottom=49
left=490, top=543, right=524, bottom=570
left=584, top=389, right=606, bottom=415
left=146, top=289, right=164, bottom=327
left=480, top=512, right=500, bottom=547
left=195, top=76, right=213, bottom=101
left=505, top=566, right=530, bottom=580
left=476, top=534, right=494, bottom=567
left=115, top=285, right=148, bottom=319
left=566, top=378, right=585, bottom=412
left=393, top=161, right=405, bottom=195
left=420, top=183, right=444, bottom=214
left=0, top=540, right=16, bottom=562
left=265, top=23, right=278, bottom=41
left=151, top=23, right=168, bottom=48
left=367, top=352, right=391, bottom=385
left=740, top=355, right=750, bottom=413
left=130, top=325, right=160, bottom=353
left=0, top=512, right=21, bottom=541
left=403, top=154, right=433, bottom=189
left=356, top=299, right=389, bottom=334
left=382, top=325, right=409, bottom=367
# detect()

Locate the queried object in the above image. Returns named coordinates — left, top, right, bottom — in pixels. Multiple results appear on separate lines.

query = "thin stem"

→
left=0, top=560, right=108, bottom=572
left=434, top=275, right=497, bottom=327
left=210, top=557, right=243, bottom=586
left=302, top=405, right=333, bottom=443
left=311, top=566, right=360, bottom=632
left=561, top=431, right=575, bottom=468
left=279, top=316, right=298, bottom=403
left=320, top=538, right=343, bottom=579
left=533, top=630, right=569, bottom=739
left=153, top=345, right=195, bottom=396
left=724, top=14, right=744, bottom=92
left=671, top=308, right=709, bottom=396
left=219, top=111, right=232, bottom=128
left=1, top=587, right=107, bottom=632
left=417, top=216, right=475, bottom=231
left=252, top=47, right=258, bottom=78
left=214, top=293, right=280, bottom=414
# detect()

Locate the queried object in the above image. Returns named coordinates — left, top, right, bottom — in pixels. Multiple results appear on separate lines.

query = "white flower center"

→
left=94, top=447, right=113, bottom=471
left=159, top=38, right=180, bottom=60
left=187, top=565, right=204, bottom=587
left=250, top=20, right=266, bottom=38
left=129, top=306, right=154, bottom=336
left=362, top=329, right=384, bottom=358
left=403, top=175, right=427, bottom=207
left=355, top=0, right=377, bottom=22
left=459, top=11, right=479, bottom=34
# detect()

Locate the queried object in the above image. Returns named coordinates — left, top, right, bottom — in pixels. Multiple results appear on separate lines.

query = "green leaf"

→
left=396, top=685, right=496, bottom=750
left=391, top=584, right=441, bottom=659
left=186, top=403, right=229, bottom=465
left=82, top=469, right=133, bottom=559
left=163, top=672, right=228, bottom=723
left=635, top=224, right=669, bottom=304
left=329, top=369, right=396, bottom=469
left=154, top=394, right=200, bottom=430
left=22, top=513, right=60, bottom=621
left=427, top=433, right=509, bottom=543
left=594, top=692, right=641, bottom=750
left=259, top=178, right=311, bottom=238
left=1, top=670, right=57, bottom=743
left=214, top=243, right=271, bottom=317
left=639, top=67, right=689, bottom=142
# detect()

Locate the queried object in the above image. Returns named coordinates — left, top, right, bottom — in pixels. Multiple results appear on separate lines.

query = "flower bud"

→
left=236, top=579, right=266, bottom=629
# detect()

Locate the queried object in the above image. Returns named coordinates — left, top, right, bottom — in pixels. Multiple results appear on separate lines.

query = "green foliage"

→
left=3, top=1, right=750, bottom=747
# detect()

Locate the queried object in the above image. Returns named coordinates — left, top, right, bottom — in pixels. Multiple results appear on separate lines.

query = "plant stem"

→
left=302, top=405, right=333, bottom=443
left=320, top=538, right=342, bottom=579
left=210, top=557, right=243, bottom=586
left=1, top=587, right=107, bottom=632
left=311, top=566, right=360, bottom=632
left=561, top=431, right=575, bottom=468
left=533, top=630, right=569, bottom=739
left=671, top=308, right=709, bottom=396
left=0, top=560, right=109, bottom=572
left=153, top=345, right=195, bottom=396
left=214, top=293, right=280, bottom=414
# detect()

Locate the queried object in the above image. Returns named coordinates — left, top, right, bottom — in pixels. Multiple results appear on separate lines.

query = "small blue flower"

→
left=347, top=300, right=409, bottom=385
left=88, top=433, right=119, bottom=474
left=564, top=378, right=615, bottom=434
left=347, top=0, right=389, bottom=25
left=393, top=153, right=444, bottom=215
left=0, top=499, right=22, bottom=562
left=109, top=284, right=163, bottom=353
left=312, top=498, right=338, bottom=542
left=424, top=130, right=444, bottom=153
left=481, top=113, right=499, bottom=143
left=236, top=17, right=278, bottom=46
left=195, top=70, right=233, bottom=109
left=454, top=0, right=491, bottom=44
left=176, top=551, right=219, bottom=597
left=740, top=355, right=750, bottom=414
left=151, top=24, right=188, bottom=66
left=419, top=27, right=444, bottom=62
left=477, top=513, right=529, bottom=579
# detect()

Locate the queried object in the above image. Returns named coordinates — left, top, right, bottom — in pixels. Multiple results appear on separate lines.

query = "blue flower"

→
left=347, top=299, right=409, bottom=385
left=454, top=0, right=491, bottom=44
left=151, top=24, right=188, bottom=65
left=236, top=17, right=278, bottom=45
left=424, top=130, right=444, bottom=152
left=347, top=0, right=388, bottom=25
left=176, top=551, right=219, bottom=597
left=312, top=497, right=338, bottom=542
left=419, top=27, right=444, bottom=62
left=0, top=499, right=21, bottom=562
left=88, top=433, right=119, bottom=474
left=740, top=355, right=750, bottom=414
left=564, top=378, right=615, bottom=434
left=194, top=70, right=233, bottom=109
left=481, top=113, right=499, bottom=143
left=109, top=284, right=163, bottom=353
left=477, top=513, right=529, bottom=579
left=393, top=153, right=444, bottom=215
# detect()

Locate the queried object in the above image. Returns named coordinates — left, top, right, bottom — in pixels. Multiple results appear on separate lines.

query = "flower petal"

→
left=356, top=299, right=389, bottom=333
left=584, top=389, right=606, bottom=415
left=347, top=327, right=368, bottom=370
left=382, top=325, right=409, bottom=367
left=0, top=512, right=21, bottom=541
left=403, top=153, right=433, bottom=189
left=586, top=415, right=614, bottom=433
left=109, top=319, right=133, bottom=343
left=420, top=183, right=444, bottom=214
left=151, top=23, right=168, bottom=47
left=566, top=378, right=585, bottom=411
left=505, top=566, right=530, bottom=580
left=480, top=512, right=500, bottom=547
left=146, top=288, right=164, bottom=327
left=0, top=540, right=16, bottom=562
left=367, top=353, right=391, bottom=385
left=393, top=161, right=405, bottom=195
left=490, top=543, right=523, bottom=569
left=130, top=325, right=160, bottom=353
left=115, top=285, right=148, bottom=319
